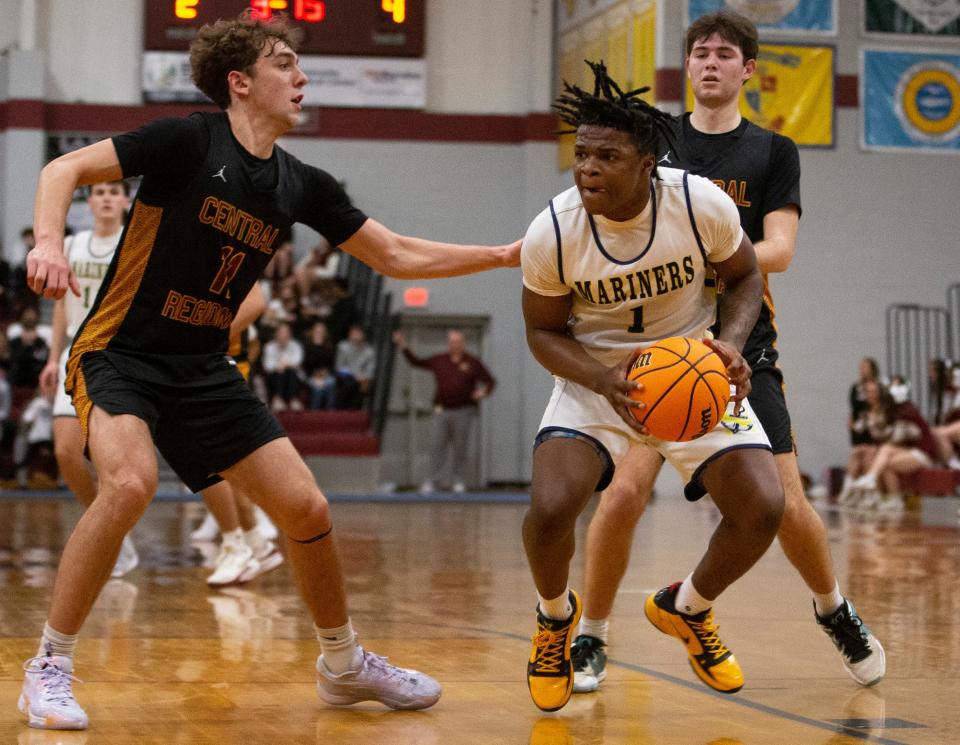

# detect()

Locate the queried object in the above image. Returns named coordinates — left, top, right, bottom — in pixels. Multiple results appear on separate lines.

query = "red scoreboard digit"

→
left=146, top=0, right=424, bottom=57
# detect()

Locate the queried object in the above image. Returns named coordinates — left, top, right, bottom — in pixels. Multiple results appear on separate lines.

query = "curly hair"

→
left=189, top=10, right=304, bottom=109
left=554, top=60, right=675, bottom=166
left=686, top=10, right=758, bottom=63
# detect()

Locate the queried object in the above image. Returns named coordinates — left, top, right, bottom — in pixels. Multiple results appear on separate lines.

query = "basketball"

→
left=626, top=337, right=730, bottom=442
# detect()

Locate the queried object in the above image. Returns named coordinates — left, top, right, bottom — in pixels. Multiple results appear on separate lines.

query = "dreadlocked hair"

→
left=554, top=60, right=675, bottom=172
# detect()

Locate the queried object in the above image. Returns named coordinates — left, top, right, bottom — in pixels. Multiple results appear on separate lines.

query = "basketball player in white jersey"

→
left=570, top=10, right=884, bottom=695
left=39, top=180, right=139, bottom=578
left=521, top=61, right=784, bottom=712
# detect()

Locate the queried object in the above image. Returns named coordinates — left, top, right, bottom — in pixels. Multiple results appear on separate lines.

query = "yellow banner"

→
left=686, top=44, right=834, bottom=146
left=557, top=2, right=658, bottom=170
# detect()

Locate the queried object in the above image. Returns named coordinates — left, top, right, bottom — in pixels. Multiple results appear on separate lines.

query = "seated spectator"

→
left=333, top=323, right=375, bottom=410
left=12, top=382, right=57, bottom=489
left=7, top=306, right=49, bottom=388
left=839, top=377, right=893, bottom=504
left=261, top=283, right=306, bottom=340
left=849, top=357, right=880, bottom=446
left=294, top=239, right=341, bottom=298
left=261, top=322, right=304, bottom=412
left=0, top=366, right=13, bottom=461
left=262, top=229, right=295, bottom=295
left=931, top=419, right=960, bottom=471
left=320, top=277, right=360, bottom=344
left=302, top=321, right=337, bottom=410
left=849, top=377, right=938, bottom=511
left=928, top=358, right=955, bottom=425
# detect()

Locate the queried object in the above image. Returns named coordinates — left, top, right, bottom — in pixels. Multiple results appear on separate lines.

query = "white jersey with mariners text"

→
left=63, top=229, right=121, bottom=338
left=522, top=167, right=742, bottom=367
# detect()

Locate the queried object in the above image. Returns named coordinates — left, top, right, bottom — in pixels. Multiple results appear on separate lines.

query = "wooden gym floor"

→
left=0, top=477, right=958, bottom=745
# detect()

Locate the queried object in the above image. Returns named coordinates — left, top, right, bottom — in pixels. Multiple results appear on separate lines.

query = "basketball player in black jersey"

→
left=570, top=10, right=885, bottom=695
left=19, top=12, right=519, bottom=731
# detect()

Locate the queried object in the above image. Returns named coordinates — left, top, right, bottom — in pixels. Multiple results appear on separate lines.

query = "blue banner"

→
left=685, top=0, right=835, bottom=34
left=862, top=48, right=960, bottom=153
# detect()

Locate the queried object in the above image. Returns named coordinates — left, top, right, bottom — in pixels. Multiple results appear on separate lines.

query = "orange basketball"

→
left=626, top=337, right=730, bottom=442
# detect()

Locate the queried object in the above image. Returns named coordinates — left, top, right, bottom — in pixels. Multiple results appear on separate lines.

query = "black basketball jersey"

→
left=67, top=112, right=367, bottom=391
left=659, top=114, right=801, bottom=370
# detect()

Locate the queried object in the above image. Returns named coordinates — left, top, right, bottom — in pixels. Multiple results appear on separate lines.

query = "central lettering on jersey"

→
left=70, top=261, right=110, bottom=280
left=573, top=255, right=695, bottom=304
left=160, top=290, right=234, bottom=329
left=198, top=197, right=280, bottom=255
left=712, top=179, right=751, bottom=208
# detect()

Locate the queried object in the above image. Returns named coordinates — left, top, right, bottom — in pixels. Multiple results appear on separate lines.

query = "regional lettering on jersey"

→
left=521, top=168, right=743, bottom=368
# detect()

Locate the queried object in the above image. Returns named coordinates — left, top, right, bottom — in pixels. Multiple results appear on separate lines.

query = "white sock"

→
left=538, top=590, right=573, bottom=621
left=243, top=527, right=267, bottom=556
left=38, top=622, right=78, bottom=659
left=674, top=574, right=713, bottom=616
left=578, top=616, right=609, bottom=644
left=813, top=582, right=844, bottom=618
left=222, top=527, right=245, bottom=549
left=316, top=620, right=362, bottom=674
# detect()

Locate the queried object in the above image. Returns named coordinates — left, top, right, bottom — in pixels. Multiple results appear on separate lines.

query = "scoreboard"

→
left=144, top=0, right=424, bottom=57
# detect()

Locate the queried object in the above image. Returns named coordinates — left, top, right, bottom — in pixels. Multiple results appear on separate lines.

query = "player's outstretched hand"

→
left=703, top=338, right=751, bottom=406
left=597, top=351, right=649, bottom=435
left=502, top=239, right=522, bottom=268
left=26, top=242, right=80, bottom=299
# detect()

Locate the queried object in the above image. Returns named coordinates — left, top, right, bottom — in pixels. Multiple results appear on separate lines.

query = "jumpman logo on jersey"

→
left=212, top=165, right=227, bottom=182
left=659, top=151, right=672, bottom=164
left=756, top=348, right=769, bottom=364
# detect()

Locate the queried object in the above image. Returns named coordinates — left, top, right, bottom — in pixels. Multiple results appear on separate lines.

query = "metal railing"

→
left=885, top=303, right=953, bottom=420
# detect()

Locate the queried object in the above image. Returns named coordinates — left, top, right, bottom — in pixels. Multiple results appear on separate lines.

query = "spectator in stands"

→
left=849, top=357, right=880, bottom=446
left=334, top=323, right=375, bottom=410
left=849, top=377, right=938, bottom=511
left=320, top=277, right=360, bottom=344
left=13, top=380, right=57, bottom=489
left=261, top=321, right=305, bottom=412
left=262, top=282, right=306, bottom=339
left=928, top=358, right=954, bottom=425
left=0, top=366, right=13, bottom=458
left=0, top=327, right=10, bottom=372
left=8, top=306, right=49, bottom=388
left=261, top=228, right=295, bottom=294
left=294, top=239, right=340, bottom=298
left=839, top=377, right=893, bottom=504
left=303, top=320, right=337, bottom=410
left=392, top=329, right=496, bottom=494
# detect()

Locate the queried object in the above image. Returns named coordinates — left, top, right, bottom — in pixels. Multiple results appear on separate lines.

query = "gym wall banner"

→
left=685, top=0, right=836, bottom=35
left=686, top=43, right=835, bottom=146
left=861, top=48, right=960, bottom=153
left=863, top=0, right=960, bottom=38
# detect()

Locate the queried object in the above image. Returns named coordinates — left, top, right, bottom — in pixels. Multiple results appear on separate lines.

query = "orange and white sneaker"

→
left=18, top=655, right=88, bottom=730
left=644, top=583, right=743, bottom=694
left=527, top=590, right=582, bottom=711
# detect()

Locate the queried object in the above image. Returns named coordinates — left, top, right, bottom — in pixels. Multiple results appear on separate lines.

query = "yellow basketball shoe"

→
left=644, top=583, right=743, bottom=694
left=527, top=590, right=582, bottom=711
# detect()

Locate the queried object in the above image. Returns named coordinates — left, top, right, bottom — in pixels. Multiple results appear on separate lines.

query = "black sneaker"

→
left=571, top=634, right=607, bottom=693
left=814, top=598, right=886, bottom=686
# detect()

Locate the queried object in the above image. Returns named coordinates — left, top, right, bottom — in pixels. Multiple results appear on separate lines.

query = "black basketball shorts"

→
left=746, top=366, right=795, bottom=455
left=75, top=352, right=285, bottom=492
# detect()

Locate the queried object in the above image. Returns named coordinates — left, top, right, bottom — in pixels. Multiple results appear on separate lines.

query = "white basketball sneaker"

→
left=237, top=539, right=284, bottom=583
left=207, top=540, right=256, bottom=587
left=19, top=655, right=88, bottom=730
left=190, top=511, right=220, bottom=542
left=111, top=535, right=139, bottom=578
left=316, top=649, right=441, bottom=710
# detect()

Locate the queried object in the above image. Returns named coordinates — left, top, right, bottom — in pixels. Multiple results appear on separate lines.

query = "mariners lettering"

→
left=198, top=197, right=280, bottom=254
left=573, top=256, right=696, bottom=305
left=711, top=179, right=751, bottom=208
left=70, top=261, right=110, bottom=280
left=161, top=290, right=234, bottom=329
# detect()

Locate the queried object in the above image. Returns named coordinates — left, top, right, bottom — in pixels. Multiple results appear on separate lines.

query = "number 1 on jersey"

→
left=628, top=305, right=644, bottom=333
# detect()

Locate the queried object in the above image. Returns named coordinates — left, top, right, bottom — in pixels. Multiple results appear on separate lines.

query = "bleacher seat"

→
left=275, top=410, right=379, bottom=457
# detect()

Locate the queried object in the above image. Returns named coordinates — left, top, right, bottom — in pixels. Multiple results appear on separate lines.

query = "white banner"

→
left=143, top=52, right=426, bottom=109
